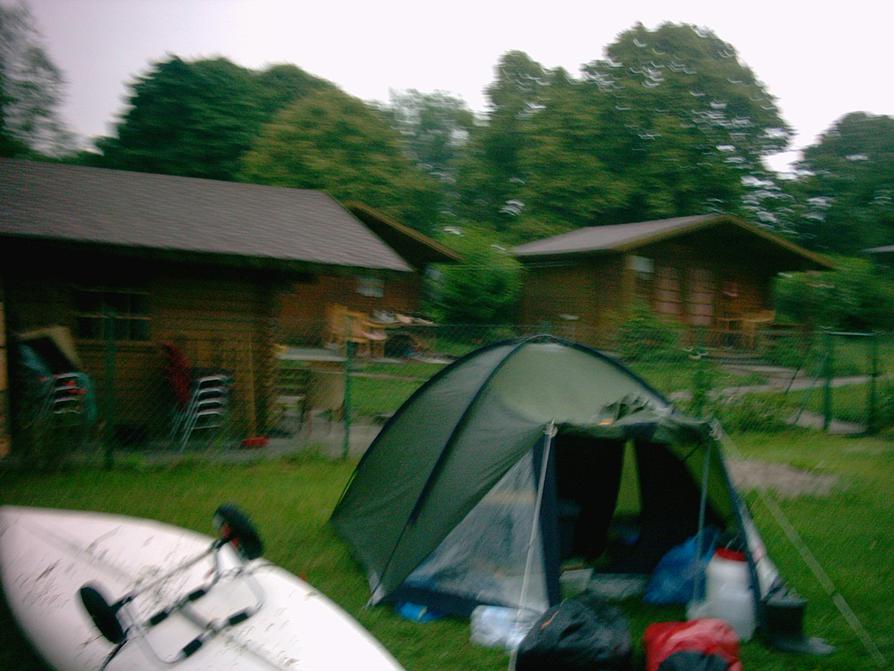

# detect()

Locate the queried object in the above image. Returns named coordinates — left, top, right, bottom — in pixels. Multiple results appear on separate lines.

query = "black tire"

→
left=78, top=583, right=126, bottom=644
left=213, top=504, right=263, bottom=560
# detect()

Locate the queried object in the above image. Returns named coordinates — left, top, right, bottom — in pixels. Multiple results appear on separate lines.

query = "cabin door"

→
left=653, top=266, right=682, bottom=319
left=687, top=268, right=715, bottom=327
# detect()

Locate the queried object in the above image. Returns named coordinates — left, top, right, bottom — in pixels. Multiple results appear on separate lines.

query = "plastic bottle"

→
left=703, top=548, right=756, bottom=641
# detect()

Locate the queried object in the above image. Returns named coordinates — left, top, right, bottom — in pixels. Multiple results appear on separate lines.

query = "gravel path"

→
left=726, top=458, right=839, bottom=498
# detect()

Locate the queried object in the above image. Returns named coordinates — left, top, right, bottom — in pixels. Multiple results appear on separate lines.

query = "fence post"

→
left=691, top=328, right=710, bottom=418
left=342, top=315, right=353, bottom=460
left=867, top=332, right=879, bottom=434
left=822, top=331, right=833, bottom=432
left=103, top=308, right=116, bottom=469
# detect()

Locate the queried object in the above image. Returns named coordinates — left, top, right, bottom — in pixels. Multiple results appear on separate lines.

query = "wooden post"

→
left=247, top=336, right=257, bottom=436
left=822, top=331, right=833, bottom=433
left=867, top=333, right=879, bottom=434
left=342, top=315, right=352, bottom=460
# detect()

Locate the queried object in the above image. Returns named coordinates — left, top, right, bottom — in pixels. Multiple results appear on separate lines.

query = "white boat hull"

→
left=0, top=506, right=403, bottom=671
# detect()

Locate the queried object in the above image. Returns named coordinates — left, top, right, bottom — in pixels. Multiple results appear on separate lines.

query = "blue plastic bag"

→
left=643, top=530, right=717, bottom=605
left=394, top=601, right=444, bottom=623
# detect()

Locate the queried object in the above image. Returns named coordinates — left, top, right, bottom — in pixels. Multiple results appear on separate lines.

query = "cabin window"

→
left=74, top=289, right=150, bottom=341
left=628, top=255, right=654, bottom=278
left=629, top=256, right=654, bottom=303
left=356, top=276, right=384, bottom=298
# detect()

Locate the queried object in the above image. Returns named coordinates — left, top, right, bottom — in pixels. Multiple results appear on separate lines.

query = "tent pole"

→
left=693, top=440, right=713, bottom=603
left=509, top=420, right=556, bottom=670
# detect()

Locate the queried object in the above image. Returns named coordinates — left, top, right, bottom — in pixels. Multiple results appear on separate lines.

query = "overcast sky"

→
left=25, top=0, right=894, bottom=173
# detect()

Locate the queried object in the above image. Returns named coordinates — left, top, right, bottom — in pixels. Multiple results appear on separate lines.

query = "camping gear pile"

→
left=515, top=596, right=632, bottom=671
left=331, top=335, right=831, bottom=663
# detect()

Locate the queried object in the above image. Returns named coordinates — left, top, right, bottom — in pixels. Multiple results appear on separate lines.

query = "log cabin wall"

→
left=276, top=273, right=421, bottom=341
left=633, top=237, right=773, bottom=326
left=519, top=255, right=625, bottom=345
left=519, top=235, right=774, bottom=345
left=2, top=248, right=280, bottom=442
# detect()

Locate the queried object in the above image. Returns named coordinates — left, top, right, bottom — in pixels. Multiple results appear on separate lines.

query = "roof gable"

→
left=0, top=159, right=413, bottom=273
left=346, top=202, right=460, bottom=269
left=513, top=214, right=833, bottom=270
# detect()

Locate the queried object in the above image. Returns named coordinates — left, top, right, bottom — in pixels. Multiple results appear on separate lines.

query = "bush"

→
left=760, top=334, right=816, bottom=370
left=428, top=228, right=524, bottom=324
left=774, top=257, right=894, bottom=331
left=617, top=304, right=682, bottom=362
left=715, top=394, right=789, bottom=433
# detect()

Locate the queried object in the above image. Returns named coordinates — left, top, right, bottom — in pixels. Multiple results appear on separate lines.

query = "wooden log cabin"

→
left=514, top=214, right=833, bottom=346
left=0, top=159, right=454, bottom=454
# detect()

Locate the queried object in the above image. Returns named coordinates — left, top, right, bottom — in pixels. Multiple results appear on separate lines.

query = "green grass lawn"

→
left=627, top=360, right=767, bottom=395
left=782, top=382, right=884, bottom=425
left=2, top=430, right=891, bottom=670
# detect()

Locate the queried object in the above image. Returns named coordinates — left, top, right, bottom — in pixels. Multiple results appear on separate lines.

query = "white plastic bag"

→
left=470, top=606, right=540, bottom=651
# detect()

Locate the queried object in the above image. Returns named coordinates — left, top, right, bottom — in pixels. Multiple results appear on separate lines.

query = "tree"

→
left=430, top=228, right=524, bottom=323
left=457, top=51, right=549, bottom=229
left=457, top=28, right=791, bottom=241
left=579, top=22, right=790, bottom=224
left=93, top=57, right=331, bottom=180
left=795, top=112, right=894, bottom=253
left=384, top=89, right=474, bottom=184
left=514, top=68, right=630, bottom=238
left=0, top=2, right=72, bottom=156
left=240, top=89, right=442, bottom=235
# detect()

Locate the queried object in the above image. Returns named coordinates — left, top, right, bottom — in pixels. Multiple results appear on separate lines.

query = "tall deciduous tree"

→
left=459, top=26, right=791, bottom=240
left=241, top=89, right=442, bottom=235
left=385, top=89, right=474, bottom=183
left=93, top=57, right=331, bottom=180
left=514, top=68, right=629, bottom=239
left=580, top=22, right=790, bottom=223
left=457, top=51, right=548, bottom=229
left=796, top=112, right=894, bottom=252
left=0, top=1, right=72, bottom=156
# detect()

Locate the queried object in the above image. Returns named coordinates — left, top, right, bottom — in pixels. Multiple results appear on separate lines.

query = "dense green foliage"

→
left=617, top=303, right=683, bottom=362
left=91, top=57, right=332, bottom=180
left=795, top=112, right=894, bottom=253
left=241, top=89, right=442, bottom=236
left=774, top=257, right=894, bottom=330
left=429, top=228, right=524, bottom=323
left=452, top=25, right=792, bottom=242
left=383, top=89, right=474, bottom=205
left=456, top=50, right=549, bottom=231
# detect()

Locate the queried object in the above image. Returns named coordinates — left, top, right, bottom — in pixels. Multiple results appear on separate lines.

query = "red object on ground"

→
left=240, top=436, right=269, bottom=449
left=644, top=619, right=742, bottom=671
left=714, top=548, right=746, bottom=562
left=161, top=343, right=192, bottom=407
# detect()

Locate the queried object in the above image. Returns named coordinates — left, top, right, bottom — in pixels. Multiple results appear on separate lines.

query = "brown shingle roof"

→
left=513, top=213, right=833, bottom=269
left=346, top=202, right=460, bottom=269
left=0, top=159, right=413, bottom=272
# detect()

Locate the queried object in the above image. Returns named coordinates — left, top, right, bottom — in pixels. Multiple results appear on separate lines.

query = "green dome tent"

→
left=331, top=336, right=780, bottom=620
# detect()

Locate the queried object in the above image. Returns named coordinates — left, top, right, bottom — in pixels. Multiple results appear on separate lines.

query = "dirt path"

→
left=726, top=458, right=839, bottom=498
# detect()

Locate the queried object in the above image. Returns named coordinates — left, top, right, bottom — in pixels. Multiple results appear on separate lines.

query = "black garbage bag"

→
left=516, top=595, right=632, bottom=671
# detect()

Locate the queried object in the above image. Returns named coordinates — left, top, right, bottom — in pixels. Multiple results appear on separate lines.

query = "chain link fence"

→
left=5, top=314, right=892, bottom=469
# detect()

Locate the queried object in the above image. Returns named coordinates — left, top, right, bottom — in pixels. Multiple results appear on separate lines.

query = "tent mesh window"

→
left=400, top=450, right=550, bottom=616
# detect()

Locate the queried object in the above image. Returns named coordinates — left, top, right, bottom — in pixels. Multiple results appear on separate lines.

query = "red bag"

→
left=644, top=619, right=742, bottom=671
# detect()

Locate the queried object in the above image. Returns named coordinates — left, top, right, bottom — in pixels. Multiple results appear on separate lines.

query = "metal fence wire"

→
left=6, top=316, right=891, bottom=467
